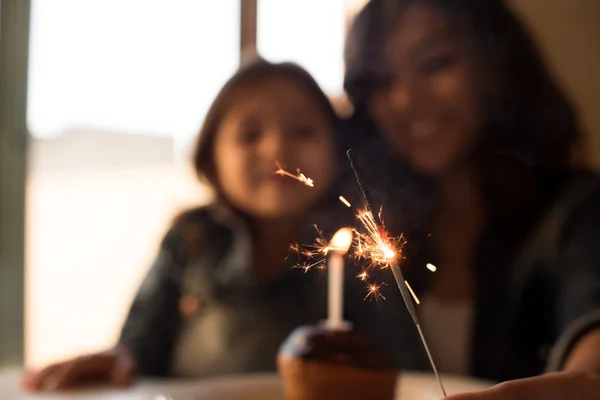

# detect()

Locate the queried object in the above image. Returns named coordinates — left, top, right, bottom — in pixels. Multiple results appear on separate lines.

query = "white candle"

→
left=326, top=228, right=353, bottom=330
left=328, top=252, right=344, bottom=328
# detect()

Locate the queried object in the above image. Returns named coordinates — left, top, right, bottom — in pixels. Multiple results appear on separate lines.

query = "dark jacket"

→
left=345, top=171, right=600, bottom=382
left=119, top=166, right=600, bottom=382
left=118, top=199, right=352, bottom=377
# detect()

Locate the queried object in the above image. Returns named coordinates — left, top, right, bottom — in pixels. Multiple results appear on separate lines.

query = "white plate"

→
left=1, top=370, right=494, bottom=400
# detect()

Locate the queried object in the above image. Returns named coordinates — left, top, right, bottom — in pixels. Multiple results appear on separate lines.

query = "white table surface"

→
left=1, top=369, right=494, bottom=400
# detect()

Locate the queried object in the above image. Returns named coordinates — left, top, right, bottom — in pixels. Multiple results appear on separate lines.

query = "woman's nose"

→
left=388, top=81, right=412, bottom=113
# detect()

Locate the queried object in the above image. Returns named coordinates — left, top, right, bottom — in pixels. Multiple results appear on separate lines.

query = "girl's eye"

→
left=238, top=128, right=261, bottom=144
left=418, top=53, right=456, bottom=76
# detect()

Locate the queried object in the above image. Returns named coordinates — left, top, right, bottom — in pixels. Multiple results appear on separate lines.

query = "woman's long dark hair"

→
left=343, top=0, right=585, bottom=237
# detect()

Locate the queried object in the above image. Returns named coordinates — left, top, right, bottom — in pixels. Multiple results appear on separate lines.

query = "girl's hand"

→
left=444, top=371, right=600, bottom=400
left=20, top=345, right=137, bottom=392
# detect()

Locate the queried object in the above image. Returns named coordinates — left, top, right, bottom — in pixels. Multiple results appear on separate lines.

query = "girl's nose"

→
left=259, top=129, right=289, bottom=162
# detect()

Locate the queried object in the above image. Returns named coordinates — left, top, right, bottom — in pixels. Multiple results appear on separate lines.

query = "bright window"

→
left=26, top=0, right=239, bottom=368
left=257, top=0, right=347, bottom=95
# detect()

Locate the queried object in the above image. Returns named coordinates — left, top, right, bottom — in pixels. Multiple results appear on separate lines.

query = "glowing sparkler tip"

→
left=351, top=206, right=405, bottom=272
left=383, top=247, right=395, bottom=260
left=426, top=263, right=437, bottom=272
left=364, top=282, right=386, bottom=302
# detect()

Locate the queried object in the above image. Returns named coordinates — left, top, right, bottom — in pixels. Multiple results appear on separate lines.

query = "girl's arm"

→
left=118, top=227, right=190, bottom=377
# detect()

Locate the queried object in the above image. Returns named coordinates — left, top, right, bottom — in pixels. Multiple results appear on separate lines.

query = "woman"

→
left=343, top=0, right=600, bottom=385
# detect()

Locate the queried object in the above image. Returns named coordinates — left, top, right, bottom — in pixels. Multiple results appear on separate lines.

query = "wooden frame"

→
left=240, top=0, right=258, bottom=59
left=0, top=0, right=31, bottom=367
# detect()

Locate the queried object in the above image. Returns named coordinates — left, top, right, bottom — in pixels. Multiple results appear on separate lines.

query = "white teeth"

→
left=411, top=121, right=435, bottom=139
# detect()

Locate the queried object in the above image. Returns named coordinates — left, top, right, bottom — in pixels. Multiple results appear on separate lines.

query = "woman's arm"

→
left=444, top=371, right=600, bottom=400
left=563, top=328, right=600, bottom=373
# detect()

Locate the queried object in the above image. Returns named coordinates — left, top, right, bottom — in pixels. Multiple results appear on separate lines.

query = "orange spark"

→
left=364, top=281, right=386, bottom=303
left=290, top=226, right=352, bottom=273
left=357, top=270, right=369, bottom=281
left=426, top=263, right=437, bottom=272
left=288, top=243, right=300, bottom=253
left=339, top=196, right=352, bottom=207
left=405, top=280, right=421, bottom=305
left=275, top=162, right=314, bottom=187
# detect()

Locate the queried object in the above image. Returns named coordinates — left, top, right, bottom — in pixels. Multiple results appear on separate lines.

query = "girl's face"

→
left=213, top=76, right=337, bottom=219
left=368, top=4, right=483, bottom=175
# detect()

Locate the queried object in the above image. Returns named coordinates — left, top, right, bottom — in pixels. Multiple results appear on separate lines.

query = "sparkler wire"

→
left=391, top=261, right=446, bottom=397
left=347, top=149, right=447, bottom=397
left=346, top=149, right=383, bottom=228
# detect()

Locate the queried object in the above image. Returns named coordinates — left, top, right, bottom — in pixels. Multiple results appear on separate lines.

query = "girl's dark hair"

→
left=343, top=0, right=585, bottom=227
left=192, top=57, right=339, bottom=190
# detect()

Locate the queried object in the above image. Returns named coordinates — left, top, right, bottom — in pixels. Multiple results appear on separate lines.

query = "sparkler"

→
left=347, top=149, right=447, bottom=397
left=275, top=162, right=314, bottom=187
left=279, top=152, right=444, bottom=395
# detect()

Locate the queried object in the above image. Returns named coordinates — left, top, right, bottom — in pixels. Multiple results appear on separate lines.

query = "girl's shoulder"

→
left=163, top=204, right=234, bottom=262
left=169, top=204, right=216, bottom=239
left=171, top=205, right=215, bottom=231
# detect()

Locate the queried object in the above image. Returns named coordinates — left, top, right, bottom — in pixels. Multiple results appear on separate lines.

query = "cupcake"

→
left=277, top=324, right=397, bottom=400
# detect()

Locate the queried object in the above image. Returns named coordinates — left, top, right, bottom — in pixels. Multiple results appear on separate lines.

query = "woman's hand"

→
left=20, top=345, right=137, bottom=392
left=444, top=371, right=600, bottom=400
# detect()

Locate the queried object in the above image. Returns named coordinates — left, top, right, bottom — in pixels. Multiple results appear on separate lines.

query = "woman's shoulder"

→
left=558, top=170, right=600, bottom=231
left=516, top=170, right=600, bottom=268
left=557, top=170, right=600, bottom=216
left=544, top=170, right=600, bottom=259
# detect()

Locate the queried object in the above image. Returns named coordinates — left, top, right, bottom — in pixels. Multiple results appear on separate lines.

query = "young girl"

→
left=22, top=58, right=347, bottom=391
left=343, top=0, right=600, bottom=389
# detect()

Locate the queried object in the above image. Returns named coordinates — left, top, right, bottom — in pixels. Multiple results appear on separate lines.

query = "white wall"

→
left=509, top=0, right=600, bottom=168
